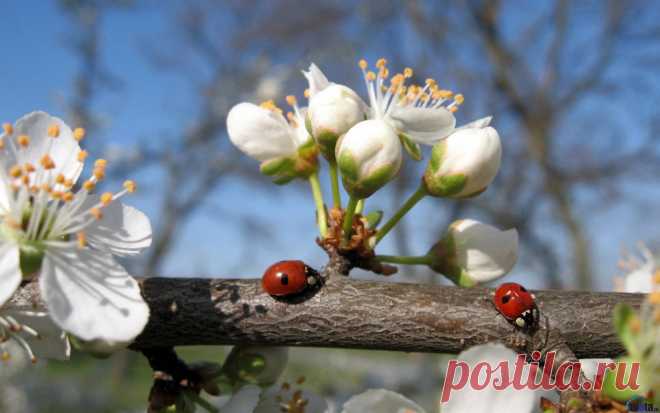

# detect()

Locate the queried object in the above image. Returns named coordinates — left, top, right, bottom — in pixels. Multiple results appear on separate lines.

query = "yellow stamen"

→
left=47, top=124, right=60, bottom=138
left=259, top=100, right=282, bottom=114
left=83, top=180, right=96, bottom=192
left=64, top=179, right=73, bottom=188
left=9, top=165, right=22, bottom=178
left=24, top=163, right=36, bottom=173
left=366, top=71, right=376, bottom=81
left=303, top=88, right=310, bottom=98
left=100, top=192, right=113, bottom=206
left=90, top=207, right=103, bottom=220
left=73, top=127, right=86, bottom=141
left=40, top=183, right=51, bottom=193
left=449, top=106, right=459, bottom=113
left=376, top=58, right=387, bottom=68
left=379, top=67, right=389, bottom=79
left=123, top=180, right=137, bottom=193
left=21, top=175, right=30, bottom=185
left=653, top=270, right=660, bottom=285
left=403, top=67, right=413, bottom=78
left=94, top=159, right=107, bottom=169
left=2, top=123, right=13, bottom=135
left=93, top=167, right=105, bottom=180
left=63, top=192, right=74, bottom=202
left=51, top=191, right=63, bottom=200
left=40, top=155, right=55, bottom=170
left=285, top=95, right=297, bottom=107
left=55, top=174, right=66, bottom=185
left=17, top=135, right=30, bottom=147
left=454, top=94, right=465, bottom=105
left=77, top=150, right=88, bottom=162
left=77, top=232, right=87, bottom=248
left=358, top=59, right=368, bottom=70
left=30, top=185, right=38, bottom=193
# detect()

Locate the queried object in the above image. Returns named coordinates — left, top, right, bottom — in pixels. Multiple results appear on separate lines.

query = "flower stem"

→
left=308, top=173, right=328, bottom=238
left=329, top=161, right=342, bottom=209
left=355, top=199, right=365, bottom=215
left=341, top=195, right=360, bottom=245
left=374, top=184, right=427, bottom=245
left=375, top=254, right=432, bottom=266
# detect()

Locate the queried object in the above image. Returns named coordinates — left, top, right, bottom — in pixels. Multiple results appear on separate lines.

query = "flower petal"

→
left=452, top=219, right=519, bottom=283
left=0, top=243, right=20, bottom=306
left=218, top=385, right=261, bottom=413
left=456, top=116, right=493, bottom=130
left=341, top=389, right=426, bottom=413
left=84, top=198, right=152, bottom=256
left=302, top=63, right=330, bottom=96
left=442, top=344, right=540, bottom=413
left=4, top=111, right=84, bottom=186
left=3, top=309, right=71, bottom=361
left=227, top=103, right=296, bottom=162
left=40, top=248, right=149, bottom=343
left=386, top=106, right=456, bottom=145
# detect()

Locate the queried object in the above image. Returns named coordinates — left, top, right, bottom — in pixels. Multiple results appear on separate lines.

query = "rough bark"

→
left=8, top=276, right=642, bottom=358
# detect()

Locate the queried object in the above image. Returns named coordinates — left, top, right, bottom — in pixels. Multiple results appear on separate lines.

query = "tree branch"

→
left=8, top=276, right=642, bottom=358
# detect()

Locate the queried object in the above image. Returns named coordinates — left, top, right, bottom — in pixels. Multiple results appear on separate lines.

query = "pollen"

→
left=285, top=95, right=297, bottom=107
left=454, top=94, right=465, bottom=105
left=73, top=127, right=86, bottom=141
left=21, top=175, right=30, bottom=185
left=403, top=67, right=413, bottom=78
left=94, top=159, right=107, bottom=169
left=51, top=191, right=63, bottom=200
left=100, top=192, right=113, bottom=206
left=64, top=179, right=73, bottom=188
left=9, top=165, right=22, bottom=178
left=303, top=88, right=310, bottom=98
left=77, top=232, right=87, bottom=248
left=90, top=207, right=103, bottom=220
left=17, top=134, right=30, bottom=147
left=123, top=180, right=137, bottom=193
left=55, top=174, right=66, bottom=185
left=259, top=100, right=282, bottom=114
left=376, top=58, right=387, bottom=68
left=40, top=155, right=56, bottom=170
left=47, top=124, right=60, bottom=138
left=24, top=163, right=36, bottom=173
left=2, top=123, right=13, bottom=135
left=379, top=66, right=390, bottom=79
left=83, top=180, right=96, bottom=192
left=63, top=192, right=74, bottom=202
left=366, top=71, right=376, bottom=81
left=358, top=59, right=368, bottom=70
left=77, top=150, right=88, bottom=162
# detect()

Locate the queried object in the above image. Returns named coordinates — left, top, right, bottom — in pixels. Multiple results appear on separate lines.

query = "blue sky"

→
left=1, top=2, right=658, bottom=291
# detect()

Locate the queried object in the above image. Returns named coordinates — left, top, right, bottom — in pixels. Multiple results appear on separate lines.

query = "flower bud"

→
left=428, top=219, right=518, bottom=286
left=308, top=84, right=366, bottom=159
left=227, top=102, right=318, bottom=184
left=423, top=122, right=501, bottom=198
left=336, top=119, right=402, bottom=198
left=222, top=345, right=288, bottom=387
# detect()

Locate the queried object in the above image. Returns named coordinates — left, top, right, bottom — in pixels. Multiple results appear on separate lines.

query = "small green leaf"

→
left=399, top=133, right=423, bottom=161
left=613, top=303, right=638, bottom=355
left=364, top=210, right=383, bottom=229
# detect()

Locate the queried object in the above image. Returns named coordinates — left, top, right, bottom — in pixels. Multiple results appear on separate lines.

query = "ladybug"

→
left=493, top=282, right=539, bottom=330
left=262, top=260, right=319, bottom=297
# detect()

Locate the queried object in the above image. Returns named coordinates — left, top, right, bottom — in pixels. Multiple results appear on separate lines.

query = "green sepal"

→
left=19, top=244, right=45, bottom=279
left=601, top=356, right=645, bottom=402
left=399, top=133, right=422, bottom=161
left=260, top=156, right=295, bottom=177
left=316, top=130, right=339, bottom=161
left=423, top=172, right=467, bottom=198
left=613, top=303, right=638, bottom=355
left=364, top=210, right=383, bottom=229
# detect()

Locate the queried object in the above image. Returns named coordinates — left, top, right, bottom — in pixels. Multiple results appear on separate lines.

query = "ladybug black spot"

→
left=501, top=295, right=511, bottom=304
left=280, top=273, right=289, bottom=285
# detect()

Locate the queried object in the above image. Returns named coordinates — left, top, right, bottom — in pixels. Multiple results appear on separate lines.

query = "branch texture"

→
left=8, top=277, right=642, bottom=358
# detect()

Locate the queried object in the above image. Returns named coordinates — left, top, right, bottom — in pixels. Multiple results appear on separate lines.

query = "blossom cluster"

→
left=227, top=59, right=518, bottom=285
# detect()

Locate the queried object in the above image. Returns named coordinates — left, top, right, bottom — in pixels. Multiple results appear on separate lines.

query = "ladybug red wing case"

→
left=262, top=260, right=310, bottom=297
left=493, top=282, right=538, bottom=328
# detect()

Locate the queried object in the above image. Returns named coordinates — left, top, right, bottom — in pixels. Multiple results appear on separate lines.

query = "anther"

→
left=40, top=155, right=56, bottom=170
left=21, top=175, right=29, bottom=185
left=366, top=71, right=376, bottom=81
left=94, top=159, right=107, bottom=169
left=93, top=167, right=105, bottom=180
left=90, top=207, right=103, bottom=220
left=24, top=163, right=36, bottom=173
left=123, top=180, right=137, bottom=193
left=376, top=58, right=387, bottom=68
left=403, top=67, right=413, bottom=78
left=285, top=95, right=297, bottom=107
left=100, top=192, right=113, bottom=206
left=73, top=127, right=86, bottom=141
left=2, top=123, right=13, bottom=135
left=55, top=174, right=66, bottom=185
left=358, top=59, right=368, bottom=70
left=9, top=165, right=22, bottom=178
left=17, top=135, right=30, bottom=147
left=83, top=180, right=96, bottom=192
left=77, top=150, right=88, bottom=162
left=304, top=89, right=310, bottom=98
left=454, top=94, right=465, bottom=105
left=63, top=192, right=74, bottom=202
left=47, top=124, right=60, bottom=138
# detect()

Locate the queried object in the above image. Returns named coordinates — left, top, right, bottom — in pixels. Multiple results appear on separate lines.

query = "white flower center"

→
left=358, top=58, right=464, bottom=120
